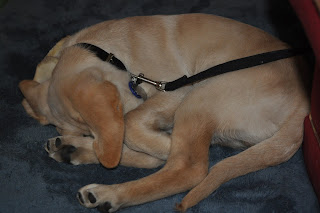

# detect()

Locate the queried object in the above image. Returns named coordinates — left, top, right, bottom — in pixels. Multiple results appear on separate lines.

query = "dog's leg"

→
left=45, top=136, right=164, bottom=168
left=120, top=144, right=165, bottom=168
left=77, top=110, right=213, bottom=212
left=125, top=88, right=189, bottom=160
left=176, top=108, right=307, bottom=212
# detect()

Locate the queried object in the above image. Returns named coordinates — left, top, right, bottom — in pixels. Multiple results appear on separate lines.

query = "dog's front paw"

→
left=45, top=136, right=99, bottom=165
left=45, top=137, right=76, bottom=163
left=77, top=184, right=121, bottom=212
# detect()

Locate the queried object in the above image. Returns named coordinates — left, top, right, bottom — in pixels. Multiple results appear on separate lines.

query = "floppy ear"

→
left=70, top=72, right=124, bottom=168
left=19, top=36, right=69, bottom=122
left=19, top=80, right=49, bottom=125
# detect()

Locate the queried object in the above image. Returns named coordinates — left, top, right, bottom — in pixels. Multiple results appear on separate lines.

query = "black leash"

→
left=76, top=43, right=306, bottom=95
left=164, top=48, right=306, bottom=91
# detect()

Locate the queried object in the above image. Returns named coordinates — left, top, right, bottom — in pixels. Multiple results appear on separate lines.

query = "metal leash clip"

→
left=130, top=73, right=166, bottom=91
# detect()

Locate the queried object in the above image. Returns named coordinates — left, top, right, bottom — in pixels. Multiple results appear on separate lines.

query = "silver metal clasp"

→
left=130, top=73, right=166, bottom=91
left=106, top=53, right=114, bottom=62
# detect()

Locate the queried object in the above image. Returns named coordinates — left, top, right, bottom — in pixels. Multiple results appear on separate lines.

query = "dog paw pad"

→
left=55, top=137, right=62, bottom=147
left=97, top=202, right=112, bottom=213
left=60, top=145, right=77, bottom=163
left=77, top=192, right=84, bottom=204
left=88, top=192, right=97, bottom=204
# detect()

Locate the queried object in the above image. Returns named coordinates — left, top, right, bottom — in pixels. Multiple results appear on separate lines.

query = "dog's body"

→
left=19, top=14, right=309, bottom=212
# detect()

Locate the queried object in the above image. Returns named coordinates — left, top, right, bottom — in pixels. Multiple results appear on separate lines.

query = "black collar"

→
left=76, top=43, right=143, bottom=98
left=76, top=43, right=127, bottom=71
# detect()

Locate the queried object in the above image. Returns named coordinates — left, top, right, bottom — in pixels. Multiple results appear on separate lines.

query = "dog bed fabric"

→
left=290, top=0, right=320, bottom=202
left=0, top=0, right=319, bottom=212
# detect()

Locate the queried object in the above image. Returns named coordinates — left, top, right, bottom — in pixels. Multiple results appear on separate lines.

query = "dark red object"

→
left=290, top=0, right=320, bottom=201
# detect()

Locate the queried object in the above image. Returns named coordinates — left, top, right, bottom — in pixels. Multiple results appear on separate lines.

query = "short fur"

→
left=19, top=14, right=309, bottom=212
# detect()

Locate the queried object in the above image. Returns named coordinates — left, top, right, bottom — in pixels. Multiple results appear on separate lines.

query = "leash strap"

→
left=164, top=48, right=307, bottom=91
left=75, top=43, right=307, bottom=94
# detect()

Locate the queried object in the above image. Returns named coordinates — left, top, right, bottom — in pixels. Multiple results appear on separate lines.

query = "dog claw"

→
left=97, top=202, right=112, bottom=213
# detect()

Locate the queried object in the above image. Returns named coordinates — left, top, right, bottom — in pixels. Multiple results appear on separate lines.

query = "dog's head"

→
left=19, top=38, right=125, bottom=168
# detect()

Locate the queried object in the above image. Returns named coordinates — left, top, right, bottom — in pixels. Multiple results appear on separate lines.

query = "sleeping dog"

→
left=19, top=14, right=309, bottom=212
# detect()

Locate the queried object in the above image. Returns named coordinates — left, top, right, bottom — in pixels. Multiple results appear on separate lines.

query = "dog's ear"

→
left=70, top=73, right=124, bottom=168
left=19, top=36, right=69, bottom=123
left=92, top=83, right=124, bottom=168
left=19, top=80, right=49, bottom=125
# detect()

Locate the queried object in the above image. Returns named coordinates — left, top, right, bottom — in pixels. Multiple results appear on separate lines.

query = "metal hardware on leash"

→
left=130, top=73, right=166, bottom=91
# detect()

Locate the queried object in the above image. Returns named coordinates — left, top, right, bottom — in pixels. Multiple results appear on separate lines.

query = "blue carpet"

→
left=0, top=0, right=319, bottom=212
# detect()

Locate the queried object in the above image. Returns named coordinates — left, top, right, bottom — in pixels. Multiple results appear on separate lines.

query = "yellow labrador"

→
left=19, top=14, right=309, bottom=212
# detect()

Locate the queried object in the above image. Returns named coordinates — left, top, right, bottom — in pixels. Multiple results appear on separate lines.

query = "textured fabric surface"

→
left=290, top=0, right=320, bottom=202
left=304, top=115, right=320, bottom=202
left=0, top=0, right=319, bottom=213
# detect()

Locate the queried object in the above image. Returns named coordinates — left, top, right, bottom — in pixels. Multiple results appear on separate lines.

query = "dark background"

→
left=0, top=0, right=319, bottom=212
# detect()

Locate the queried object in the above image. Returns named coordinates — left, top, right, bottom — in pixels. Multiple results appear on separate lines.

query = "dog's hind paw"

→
left=45, top=136, right=99, bottom=165
left=77, top=184, right=121, bottom=212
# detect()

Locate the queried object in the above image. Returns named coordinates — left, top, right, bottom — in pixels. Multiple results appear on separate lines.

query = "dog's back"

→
left=19, top=14, right=310, bottom=212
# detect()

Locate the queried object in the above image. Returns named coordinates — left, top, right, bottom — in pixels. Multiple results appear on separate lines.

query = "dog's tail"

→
left=176, top=103, right=308, bottom=212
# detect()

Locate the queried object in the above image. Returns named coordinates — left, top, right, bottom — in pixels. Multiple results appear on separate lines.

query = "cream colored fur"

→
left=19, top=14, right=309, bottom=212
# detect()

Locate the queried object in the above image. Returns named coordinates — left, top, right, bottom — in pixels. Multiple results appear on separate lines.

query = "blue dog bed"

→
left=0, top=0, right=319, bottom=212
